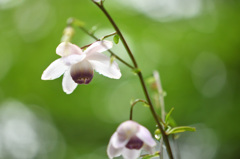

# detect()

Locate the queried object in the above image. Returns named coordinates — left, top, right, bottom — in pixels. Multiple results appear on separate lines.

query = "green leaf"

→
left=167, top=117, right=177, bottom=127
left=142, top=152, right=160, bottom=159
left=165, top=107, right=174, bottom=124
left=166, top=126, right=196, bottom=135
left=113, top=34, right=120, bottom=44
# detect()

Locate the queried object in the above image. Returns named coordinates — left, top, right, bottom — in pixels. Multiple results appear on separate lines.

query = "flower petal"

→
left=62, top=69, right=78, bottom=94
left=56, top=42, right=83, bottom=56
left=41, top=59, right=68, bottom=80
left=122, top=148, right=141, bottom=159
left=110, top=132, right=129, bottom=149
left=136, top=125, right=156, bottom=147
left=117, top=121, right=139, bottom=138
left=143, top=144, right=155, bottom=155
left=107, top=142, right=123, bottom=159
left=87, top=53, right=121, bottom=79
left=84, top=40, right=113, bottom=55
left=62, top=54, right=86, bottom=66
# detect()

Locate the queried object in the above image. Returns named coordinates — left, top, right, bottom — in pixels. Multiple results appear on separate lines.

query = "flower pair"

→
left=108, top=120, right=156, bottom=159
left=41, top=40, right=121, bottom=94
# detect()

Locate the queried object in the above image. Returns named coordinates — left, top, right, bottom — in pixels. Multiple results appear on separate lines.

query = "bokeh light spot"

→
left=191, top=52, right=227, bottom=97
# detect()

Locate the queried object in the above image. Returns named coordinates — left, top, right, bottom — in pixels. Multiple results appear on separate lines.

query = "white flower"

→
left=107, top=120, right=156, bottom=159
left=41, top=40, right=121, bottom=94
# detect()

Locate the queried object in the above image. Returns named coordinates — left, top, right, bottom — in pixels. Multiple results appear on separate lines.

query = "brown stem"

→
left=79, top=27, right=134, bottom=69
left=130, top=99, right=148, bottom=120
left=92, top=2, right=174, bottom=159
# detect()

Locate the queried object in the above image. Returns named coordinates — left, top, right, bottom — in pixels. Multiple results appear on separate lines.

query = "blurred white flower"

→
left=41, top=41, right=121, bottom=94
left=107, top=120, right=156, bottom=159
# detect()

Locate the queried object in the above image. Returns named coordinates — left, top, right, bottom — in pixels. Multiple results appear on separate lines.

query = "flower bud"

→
left=61, top=26, right=74, bottom=42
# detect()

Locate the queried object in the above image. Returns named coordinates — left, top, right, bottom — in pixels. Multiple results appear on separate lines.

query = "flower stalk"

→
left=130, top=99, right=148, bottom=120
left=92, top=1, right=174, bottom=159
left=79, top=25, right=134, bottom=69
left=153, top=71, right=166, bottom=159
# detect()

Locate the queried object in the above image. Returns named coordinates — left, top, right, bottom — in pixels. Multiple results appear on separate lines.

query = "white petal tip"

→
left=41, top=74, right=51, bottom=80
left=63, top=87, right=75, bottom=94
left=113, top=73, right=122, bottom=79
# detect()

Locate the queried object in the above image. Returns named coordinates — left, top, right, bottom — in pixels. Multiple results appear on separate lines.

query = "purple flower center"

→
left=71, top=72, right=93, bottom=84
left=70, top=61, right=94, bottom=84
left=125, top=136, right=143, bottom=150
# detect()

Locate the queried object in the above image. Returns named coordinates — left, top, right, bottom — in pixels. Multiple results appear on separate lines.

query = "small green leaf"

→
left=166, top=126, right=196, bottom=135
left=113, top=34, right=120, bottom=44
left=165, top=107, right=174, bottom=124
left=168, top=117, right=177, bottom=127
left=142, top=152, right=160, bottom=159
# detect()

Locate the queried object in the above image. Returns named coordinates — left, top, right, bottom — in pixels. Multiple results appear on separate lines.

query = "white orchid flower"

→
left=107, top=120, right=156, bottom=159
left=41, top=40, right=121, bottom=94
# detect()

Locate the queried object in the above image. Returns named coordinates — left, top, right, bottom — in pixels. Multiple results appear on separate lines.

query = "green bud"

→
left=113, top=34, right=120, bottom=44
left=154, top=129, right=161, bottom=140
left=61, top=26, right=74, bottom=42
left=110, top=55, right=116, bottom=65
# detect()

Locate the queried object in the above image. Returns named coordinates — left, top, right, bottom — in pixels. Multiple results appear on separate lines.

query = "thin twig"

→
left=130, top=99, right=149, bottom=120
left=153, top=71, right=165, bottom=159
left=101, top=31, right=117, bottom=40
left=93, top=2, right=174, bottom=158
left=79, top=27, right=134, bottom=69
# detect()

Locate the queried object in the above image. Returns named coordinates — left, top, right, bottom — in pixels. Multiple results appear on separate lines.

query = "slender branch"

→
left=130, top=99, right=149, bottom=120
left=137, top=72, right=173, bottom=159
left=100, top=31, right=117, bottom=40
left=153, top=71, right=166, bottom=120
left=92, top=2, right=174, bottom=159
left=94, top=2, right=138, bottom=68
left=79, top=26, right=134, bottom=69
left=153, top=71, right=165, bottom=159
left=81, top=32, right=117, bottom=49
left=81, top=43, right=92, bottom=50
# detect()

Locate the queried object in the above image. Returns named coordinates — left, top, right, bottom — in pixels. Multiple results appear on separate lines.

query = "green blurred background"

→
left=0, top=0, right=239, bottom=158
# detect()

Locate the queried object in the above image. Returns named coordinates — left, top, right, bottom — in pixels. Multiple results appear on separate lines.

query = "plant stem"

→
left=153, top=71, right=166, bottom=120
left=93, top=2, right=174, bottom=159
left=100, top=31, right=117, bottom=40
left=79, top=26, right=134, bottom=69
left=93, top=3, right=138, bottom=68
left=130, top=99, right=148, bottom=120
left=153, top=71, right=166, bottom=159
left=138, top=72, right=173, bottom=159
